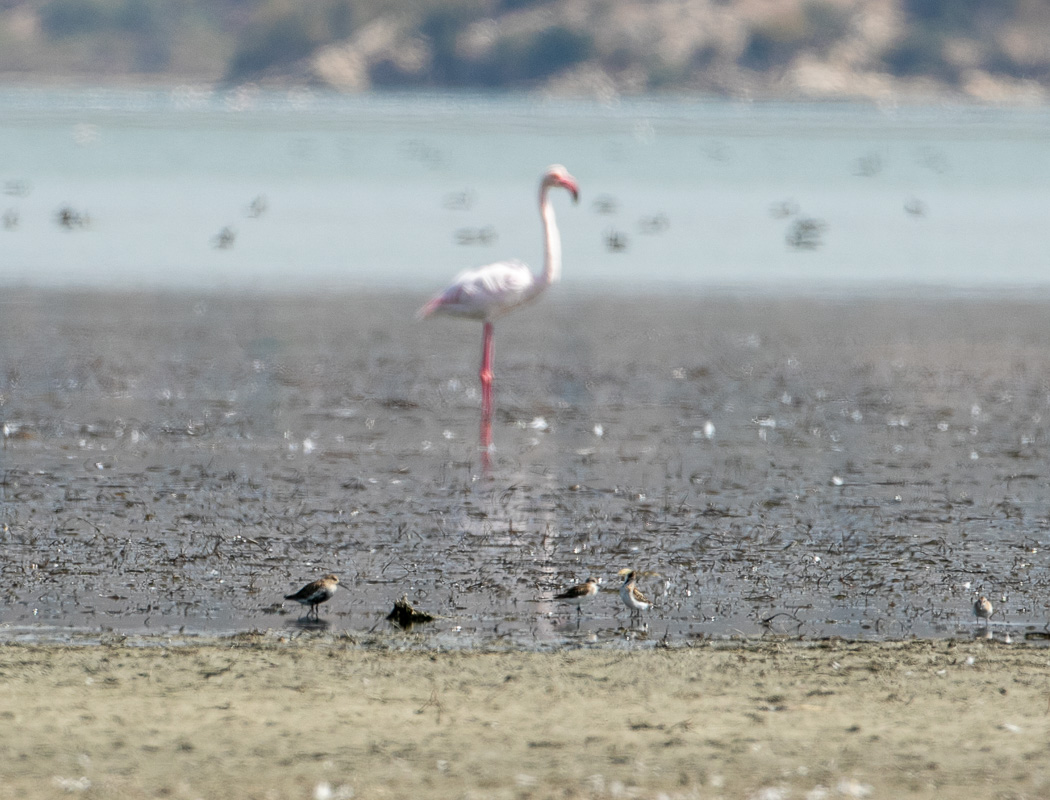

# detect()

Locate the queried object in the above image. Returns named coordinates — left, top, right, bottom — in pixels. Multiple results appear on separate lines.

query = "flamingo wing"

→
left=419, top=260, right=537, bottom=320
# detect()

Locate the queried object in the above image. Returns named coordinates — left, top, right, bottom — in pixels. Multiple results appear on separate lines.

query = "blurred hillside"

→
left=2, top=0, right=1049, bottom=102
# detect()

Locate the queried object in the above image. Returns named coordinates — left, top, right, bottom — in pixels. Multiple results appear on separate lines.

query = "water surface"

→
left=2, top=89, right=1050, bottom=290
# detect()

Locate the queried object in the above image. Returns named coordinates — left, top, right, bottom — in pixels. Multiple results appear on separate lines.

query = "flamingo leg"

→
left=479, top=321, right=494, bottom=465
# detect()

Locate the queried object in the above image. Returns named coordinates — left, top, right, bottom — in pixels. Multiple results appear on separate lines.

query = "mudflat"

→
left=5, top=289, right=1050, bottom=641
left=1, top=637, right=1048, bottom=799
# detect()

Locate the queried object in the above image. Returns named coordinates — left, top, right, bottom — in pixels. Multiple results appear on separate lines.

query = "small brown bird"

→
left=974, top=595, right=994, bottom=625
left=285, top=574, right=339, bottom=618
left=554, top=577, right=600, bottom=617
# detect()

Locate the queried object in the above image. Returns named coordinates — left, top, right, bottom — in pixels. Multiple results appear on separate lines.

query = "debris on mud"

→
left=387, top=595, right=436, bottom=630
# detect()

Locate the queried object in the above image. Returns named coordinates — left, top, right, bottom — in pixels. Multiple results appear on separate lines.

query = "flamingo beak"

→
left=545, top=168, right=579, bottom=203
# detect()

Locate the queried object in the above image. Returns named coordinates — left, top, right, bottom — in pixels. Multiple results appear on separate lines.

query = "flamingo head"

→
left=542, top=164, right=579, bottom=203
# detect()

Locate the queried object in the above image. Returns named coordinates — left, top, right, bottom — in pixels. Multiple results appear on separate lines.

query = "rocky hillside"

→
left=2, top=0, right=1049, bottom=102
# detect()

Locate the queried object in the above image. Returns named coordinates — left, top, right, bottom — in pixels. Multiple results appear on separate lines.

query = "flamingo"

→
left=418, top=165, right=579, bottom=465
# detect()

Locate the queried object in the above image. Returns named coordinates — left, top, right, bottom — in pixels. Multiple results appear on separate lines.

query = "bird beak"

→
left=559, top=176, right=580, bottom=204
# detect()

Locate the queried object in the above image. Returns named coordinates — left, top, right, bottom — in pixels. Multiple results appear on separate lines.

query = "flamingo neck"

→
left=537, top=185, right=561, bottom=290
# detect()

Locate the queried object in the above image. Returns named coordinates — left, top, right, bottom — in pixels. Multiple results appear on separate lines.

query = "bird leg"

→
left=479, top=321, right=494, bottom=464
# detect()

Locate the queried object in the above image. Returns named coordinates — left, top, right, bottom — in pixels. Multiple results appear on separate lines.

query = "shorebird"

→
left=554, top=577, right=600, bottom=617
left=285, top=574, right=339, bottom=619
left=619, top=571, right=651, bottom=621
left=974, top=595, right=994, bottom=626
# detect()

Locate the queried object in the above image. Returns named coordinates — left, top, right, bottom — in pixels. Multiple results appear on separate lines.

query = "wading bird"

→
left=418, top=165, right=579, bottom=469
left=554, top=577, right=600, bottom=618
left=285, top=574, right=339, bottom=619
left=974, top=595, right=994, bottom=626
left=619, top=570, right=652, bottom=621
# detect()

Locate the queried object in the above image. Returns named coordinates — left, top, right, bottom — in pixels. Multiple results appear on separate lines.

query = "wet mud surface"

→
left=2, top=288, right=1050, bottom=645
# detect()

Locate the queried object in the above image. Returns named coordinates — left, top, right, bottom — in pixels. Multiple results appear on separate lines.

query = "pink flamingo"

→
left=419, top=165, right=579, bottom=466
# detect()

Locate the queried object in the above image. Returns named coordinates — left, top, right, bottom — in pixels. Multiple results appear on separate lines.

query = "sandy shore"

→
left=4, top=290, right=1050, bottom=797
left=1, top=637, right=1048, bottom=799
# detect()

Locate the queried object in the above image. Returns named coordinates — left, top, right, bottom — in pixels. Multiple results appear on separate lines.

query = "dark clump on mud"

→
left=1, top=287, right=1050, bottom=646
left=386, top=595, right=436, bottom=629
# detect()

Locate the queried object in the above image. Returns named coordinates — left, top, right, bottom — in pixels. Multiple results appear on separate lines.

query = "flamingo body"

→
left=420, top=165, right=579, bottom=467
left=417, top=259, right=537, bottom=321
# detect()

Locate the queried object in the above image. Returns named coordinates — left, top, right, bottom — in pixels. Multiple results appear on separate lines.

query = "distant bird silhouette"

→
left=55, top=206, right=88, bottom=230
left=637, top=214, right=669, bottom=234
left=769, top=199, right=799, bottom=219
left=213, top=226, right=236, bottom=249
left=455, top=226, right=497, bottom=246
left=443, top=189, right=476, bottom=211
left=604, top=228, right=628, bottom=252
left=854, top=153, right=882, bottom=177
left=786, top=217, right=826, bottom=250
left=904, top=198, right=927, bottom=217
left=247, top=195, right=268, bottom=218
left=3, top=179, right=29, bottom=198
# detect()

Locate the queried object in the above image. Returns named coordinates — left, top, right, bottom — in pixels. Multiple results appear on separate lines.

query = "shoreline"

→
left=1, top=637, right=1048, bottom=799
left=0, top=76, right=1046, bottom=109
left=12, top=280, right=1050, bottom=303
left=0, top=623, right=1039, bottom=650
left=0, top=79, right=1048, bottom=107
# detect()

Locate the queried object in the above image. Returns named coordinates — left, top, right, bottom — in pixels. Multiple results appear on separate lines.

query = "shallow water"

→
left=4, top=89, right=1050, bottom=290
left=1, top=288, right=1048, bottom=645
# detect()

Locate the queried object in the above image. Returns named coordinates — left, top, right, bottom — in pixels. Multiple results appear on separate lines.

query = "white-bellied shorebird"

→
left=619, top=571, right=651, bottom=620
left=285, top=574, right=339, bottom=618
left=554, top=577, right=600, bottom=617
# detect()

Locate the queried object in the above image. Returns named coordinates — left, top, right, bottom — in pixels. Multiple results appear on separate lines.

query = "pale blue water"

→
left=2, top=87, right=1050, bottom=292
